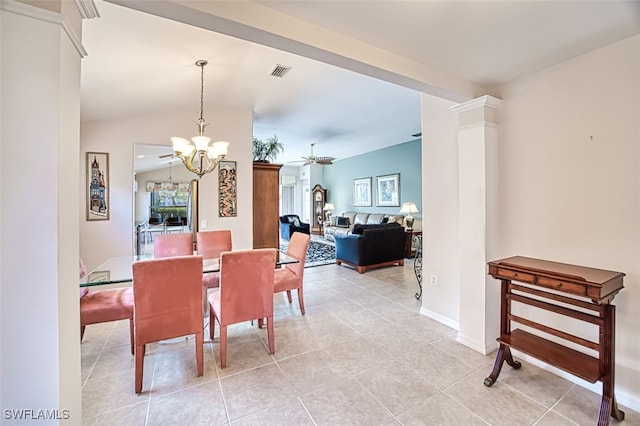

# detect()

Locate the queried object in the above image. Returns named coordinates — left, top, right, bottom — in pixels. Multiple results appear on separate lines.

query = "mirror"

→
left=134, top=144, right=197, bottom=255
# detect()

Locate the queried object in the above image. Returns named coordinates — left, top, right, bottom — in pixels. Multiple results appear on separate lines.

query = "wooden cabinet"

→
left=253, top=162, right=282, bottom=249
left=485, top=256, right=625, bottom=425
left=311, top=184, right=326, bottom=235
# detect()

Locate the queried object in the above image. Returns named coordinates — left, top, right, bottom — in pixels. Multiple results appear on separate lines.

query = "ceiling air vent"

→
left=270, top=64, right=292, bottom=78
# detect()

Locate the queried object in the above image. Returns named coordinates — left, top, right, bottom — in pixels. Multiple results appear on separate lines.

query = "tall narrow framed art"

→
left=86, top=152, right=110, bottom=221
left=218, top=160, right=237, bottom=217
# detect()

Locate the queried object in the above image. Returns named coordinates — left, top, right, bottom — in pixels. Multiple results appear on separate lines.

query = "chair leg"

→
left=286, top=290, right=293, bottom=304
left=135, top=344, right=145, bottom=394
left=128, top=318, right=134, bottom=355
left=297, top=288, right=306, bottom=315
left=267, top=316, right=275, bottom=355
left=220, top=325, right=227, bottom=369
left=80, top=325, right=86, bottom=342
left=209, top=304, right=216, bottom=340
left=195, top=331, right=203, bottom=376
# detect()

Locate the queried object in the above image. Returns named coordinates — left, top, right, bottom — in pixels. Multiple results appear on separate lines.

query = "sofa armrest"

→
left=335, top=234, right=364, bottom=265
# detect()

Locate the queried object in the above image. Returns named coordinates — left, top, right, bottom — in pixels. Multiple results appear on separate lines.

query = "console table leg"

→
left=484, top=344, right=521, bottom=387
left=597, top=395, right=625, bottom=425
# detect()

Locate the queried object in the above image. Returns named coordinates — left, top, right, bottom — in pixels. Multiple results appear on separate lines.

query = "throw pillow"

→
left=292, top=218, right=301, bottom=227
left=336, top=216, right=349, bottom=228
left=329, top=216, right=337, bottom=226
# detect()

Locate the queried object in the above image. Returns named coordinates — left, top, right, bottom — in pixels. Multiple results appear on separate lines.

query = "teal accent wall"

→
left=323, top=139, right=421, bottom=217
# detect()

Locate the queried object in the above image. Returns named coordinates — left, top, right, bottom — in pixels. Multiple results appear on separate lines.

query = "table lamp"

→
left=323, top=203, right=335, bottom=222
left=399, top=202, right=418, bottom=230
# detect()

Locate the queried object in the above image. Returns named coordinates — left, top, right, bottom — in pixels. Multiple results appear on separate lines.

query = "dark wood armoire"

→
left=252, top=162, right=282, bottom=249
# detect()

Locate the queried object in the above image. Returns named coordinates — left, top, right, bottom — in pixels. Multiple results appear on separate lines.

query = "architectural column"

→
left=452, top=95, right=502, bottom=354
left=1, top=1, right=92, bottom=422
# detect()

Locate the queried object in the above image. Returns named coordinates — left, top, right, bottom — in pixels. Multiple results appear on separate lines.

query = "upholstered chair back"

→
left=196, top=230, right=232, bottom=260
left=153, top=233, right=193, bottom=258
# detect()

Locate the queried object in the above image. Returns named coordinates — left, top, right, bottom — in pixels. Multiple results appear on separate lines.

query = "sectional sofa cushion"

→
left=336, top=217, right=349, bottom=227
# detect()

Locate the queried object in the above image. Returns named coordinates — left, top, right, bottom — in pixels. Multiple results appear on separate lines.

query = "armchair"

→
left=279, top=214, right=310, bottom=241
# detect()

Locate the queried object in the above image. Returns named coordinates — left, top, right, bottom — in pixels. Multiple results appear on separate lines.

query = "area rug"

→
left=281, top=239, right=336, bottom=268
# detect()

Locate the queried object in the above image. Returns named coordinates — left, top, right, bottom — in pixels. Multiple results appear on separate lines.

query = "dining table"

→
left=80, top=251, right=299, bottom=288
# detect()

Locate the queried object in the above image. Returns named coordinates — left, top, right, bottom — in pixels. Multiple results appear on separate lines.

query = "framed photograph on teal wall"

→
left=376, top=173, right=400, bottom=207
left=353, top=177, right=372, bottom=206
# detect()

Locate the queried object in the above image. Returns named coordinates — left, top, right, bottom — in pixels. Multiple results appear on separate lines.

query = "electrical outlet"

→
left=200, top=220, right=208, bottom=229
left=430, top=274, right=438, bottom=286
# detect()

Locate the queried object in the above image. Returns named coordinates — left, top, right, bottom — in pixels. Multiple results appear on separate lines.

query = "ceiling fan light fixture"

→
left=171, top=60, right=229, bottom=178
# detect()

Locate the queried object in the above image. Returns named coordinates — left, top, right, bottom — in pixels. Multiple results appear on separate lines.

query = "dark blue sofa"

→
left=335, top=223, right=406, bottom=273
left=279, top=214, right=310, bottom=241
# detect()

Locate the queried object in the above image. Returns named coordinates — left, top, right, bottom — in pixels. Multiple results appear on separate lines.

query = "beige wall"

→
left=80, top=106, right=254, bottom=271
left=421, top=34, right=639, bottom=408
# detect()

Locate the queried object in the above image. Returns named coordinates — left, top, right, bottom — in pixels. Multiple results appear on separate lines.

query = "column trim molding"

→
left=458, top=121, right=499, bottom=132
left=451, top=94, right=503, bottom=113
left=1, top=0, right=88, bottom=57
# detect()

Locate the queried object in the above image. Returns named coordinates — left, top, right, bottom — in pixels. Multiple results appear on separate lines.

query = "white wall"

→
left=421, top=34, right=640, bottom=408
left=497, top=35, right=639, bottom=405
left=420, top=95, right=461, bottom=327
left=80, top=106, right=253, bottom=271
left=1, top=3, right=83, bottom=421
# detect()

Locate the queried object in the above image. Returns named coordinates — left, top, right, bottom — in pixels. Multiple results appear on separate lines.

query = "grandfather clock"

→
left=311, top=184, right=326, bottom=235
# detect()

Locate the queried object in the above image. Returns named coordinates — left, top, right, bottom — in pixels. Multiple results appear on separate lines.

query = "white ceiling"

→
left=80, top=1, right=640, bottom=173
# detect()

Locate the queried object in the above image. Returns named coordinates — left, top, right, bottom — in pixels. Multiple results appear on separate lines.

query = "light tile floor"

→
left=81, top=260, right=638, bottom=425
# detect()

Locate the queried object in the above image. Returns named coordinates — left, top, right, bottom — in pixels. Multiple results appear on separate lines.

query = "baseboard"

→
left=419, top=306, right=459, bottom=330
left=511, top=350, right=640, bottom=413
left=456, top=333, right=499, bottom=355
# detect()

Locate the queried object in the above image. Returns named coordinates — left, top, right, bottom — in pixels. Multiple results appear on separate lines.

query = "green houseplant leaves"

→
left=252, top=134, right=284, bottom=163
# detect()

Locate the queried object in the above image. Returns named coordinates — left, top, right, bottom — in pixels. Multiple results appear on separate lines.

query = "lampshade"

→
left=399, top=202, right=418, bottom=230
left=323, top=203, right=335, bottom=211
left=399, top=202, right=418, bottom=215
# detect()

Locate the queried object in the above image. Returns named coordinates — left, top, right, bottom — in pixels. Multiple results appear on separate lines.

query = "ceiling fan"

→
left=290, top=143, right=336, bottom=166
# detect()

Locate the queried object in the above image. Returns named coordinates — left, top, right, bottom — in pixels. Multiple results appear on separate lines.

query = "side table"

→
left=404, top=230, right=422, bottom=258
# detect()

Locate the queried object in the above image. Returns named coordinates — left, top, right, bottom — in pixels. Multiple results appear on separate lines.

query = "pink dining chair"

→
left=79, top=258, right=134, bottom=354
left=153, top=232, right=193, bottom=258
left=197, top=230, right=232, bottom=316
left=197, top=230, right=232, bottom=289
left=274, top=232, right=311, bottom=314
left=132, top=255, right=204, bottom=394
left=208, top=248, right=277, bottom=368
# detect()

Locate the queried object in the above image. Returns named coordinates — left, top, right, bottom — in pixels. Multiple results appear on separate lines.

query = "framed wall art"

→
left=376, top=173, right=400, bottom=207
left=86, top=152, right=110, bottom=221
left=218, top=160, right=237, bottom=217
left=353, top=177, right=372, bottom=207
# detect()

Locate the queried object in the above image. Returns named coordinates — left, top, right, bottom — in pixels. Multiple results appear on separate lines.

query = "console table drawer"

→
left=537, top=276, right=587, bottom=296
left=496, top=268, right=535, bottom=283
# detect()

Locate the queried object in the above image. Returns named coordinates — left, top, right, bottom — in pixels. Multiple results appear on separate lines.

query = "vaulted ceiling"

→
left=80, top=1, right=640, bottom=172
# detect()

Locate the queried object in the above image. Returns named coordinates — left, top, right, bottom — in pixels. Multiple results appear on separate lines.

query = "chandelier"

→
left=171, top=60, right=229, bottom=178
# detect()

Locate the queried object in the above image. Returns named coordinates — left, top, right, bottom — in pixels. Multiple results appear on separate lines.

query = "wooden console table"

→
left=485, top=256, right=625, bottom=425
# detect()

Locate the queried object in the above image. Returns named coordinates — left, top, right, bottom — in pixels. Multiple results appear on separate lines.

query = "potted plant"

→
left=252, top=134, right=284, bottom=163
